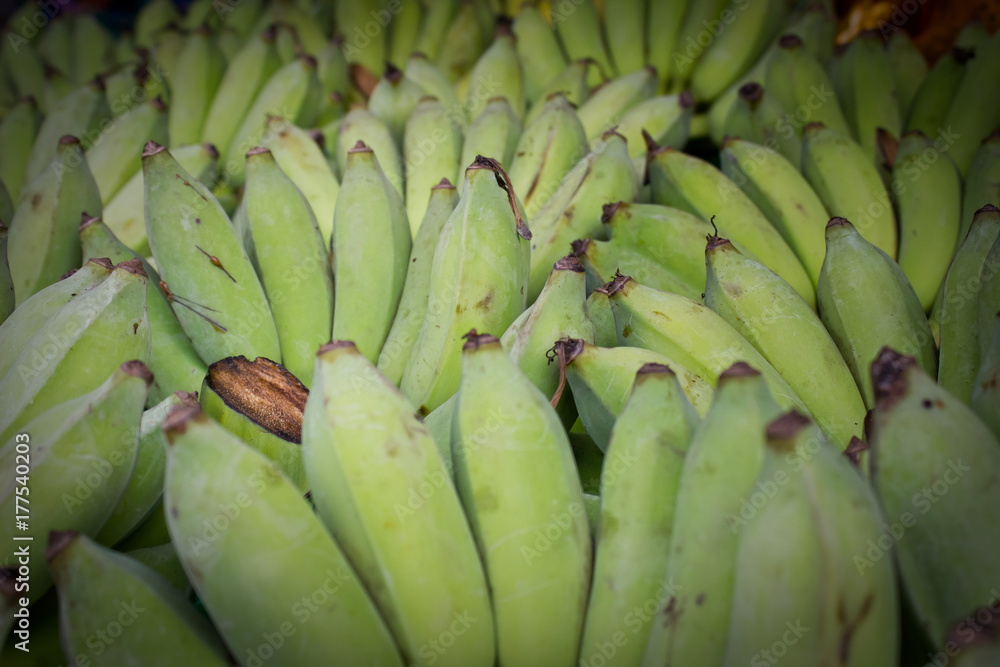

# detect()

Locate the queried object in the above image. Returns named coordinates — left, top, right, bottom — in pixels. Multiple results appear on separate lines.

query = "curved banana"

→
left=88, top=96, right=169, bottom=204
left=452, top=332, right=591, bottom=667
left=665, top=0, right=730, bottom=91
left=721, top=82, right=803, bottom=169
left=512, top=3, right=566, bottom=104
left=167, top=25, right=226, bottom=147
left=604, top=0, right=645, bottom=76
left=574, top=236, right=704, bottom=302
left=618, top=93, right=693, bottom=176
left=335, top=0, right=385, bottom=75
left=576, top=66, right=657, bottom=144
left=523, top=59, right=594, bottom=126
left=458, top=96, right=522, bottom=180
left=0, top=96, right=40, bottom=203
left=647, top=0, right=691, bottom=92
left=941, top=28, right=1000, bottom=175
left=971, top=312, right=1000, bottom=438
left=961, top=130, right=1000, bottom=242
left=404, top=97, right=463, bottom=233
left=887, top=29, right=927, bottom=117
left=387, top=0, right=422, bottom=66
left=435, top=2, right=487, bottom=85
left=764, top=34, right=851, bottom=137
left=369, top=63, right=427, bottom=145
left=336, top=107, right=405, bottom=197
left=163, top=403, right=404, bottom=666
left=413, top=0, right=459, bottom=61
left=405, top=53, right=466, bottom=129
left=553, top=0, right=613, bottom=86
left=465, top=21, right=524, bottom=120
left=905, top=47, right=972, bottom=138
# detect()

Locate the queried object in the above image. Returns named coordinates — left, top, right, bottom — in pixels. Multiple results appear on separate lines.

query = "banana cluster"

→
left=0, top=0, right=999, bottom=665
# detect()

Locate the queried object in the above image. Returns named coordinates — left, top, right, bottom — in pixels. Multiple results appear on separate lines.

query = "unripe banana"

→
left=869, top=348, right=1000, bottom=647
left=560, top=339, right=713, bottom=449
left=891, top=131, right=963, bottom=311
left=379, top=180, right=460, bottom=385
left=0, top=258, right=113, bottom=379
left=906, top=47, right=972, bottom=139
left=336, top=107, right=405, bottom=197
left=942, top=28, right=1000, bottom=175
left=606, top=275, right=806, bottom=412
left=818, top=218, right=936, bottom=408
left=723, top=411, right=899, bottom=667
left=49, top=531, right=230, bottom=665
left=124, top=541, right=189, bottom=593
left=887, top=29, right=927, bottom=117
left=980, top=237, right=1000, bottom=355
left=400, top=158, right=531, bottom=414
left=961, top=131, right=1000, bottom=242
left=971, top=312, right=1000, bottom=438
left=80, top=215, right=206, bottom=403
left=167, top=25, right=226, bottom=147
left=512, top=3, right=566, bottom=103
left=618, top=94, right=694, bottom=176
left=528, top=131, right=639, bottom=303
left=576, top=66, right=657, bottom=144
left=8, top=136, right=102, bottom=305
left=162, top=403, right=403, bottom=666
left=88, top=97, right=169, bottom=204
left=201, top=25, right=282, bottom=157
left=24, top=78, right=110, bottom=184
left=435, top=2, right=488, bottom=84
left=458, top=96, right=522, bottom=180
left=223, top=54, right=321, bottom=188
left=604, top=0, right=645, bottom=77
left=199, top=355, right=308, bottom=490
left=0, top=361, right=151, bottom=604
left=801, top=122, right=899, bottom=258
left=42, top=65, right=74, bottom=114
left=260, top=115, right=341, bottom=248
left=0, top=185, right=9, bottom=226
left=370, top=63, right=427, bottom=145
left=465, top=21, right=525, bottom=122
left=574, top=236, right=703, bottom=301
left=648, top=144, right=815, bottom=306
left=720, top=137, right=827, bottom=285
left=387, top=0, right=422, bottom=66
left=452, top=332, right=591, bottom=667
left=404, top=97, right=463, bottom=233
left=0, top=223, right=9, bottom=322
left=97, top=390, right=196, bottom=547
left=705, top=235, right=866, bottom=448
left=331, top=141, right=411, bottom=363
left=507, top=93, right=589, bottom=220
left=143, top=141, right=281, bottom=365
left=647, top=0, right=691, bottom=91
left=37, top=15, right=74, bottom=77
left=104, top=60, right=168, bottom=116
left=134, top=0, right=180, bottom=47
left=72, top=14, right=116, bottom=85
left=316, top=37, right=350, bottom=100
left=641, top=363, right=782, bottom=666
left=765, top=34, right=851, bottom=137
left=523, top=59, right=594, bottom=126
left=104, top=142, right=218, bottom=257
left=405, top=53, right=466, bottom=128
left=553, top=0, right=613, bottom=86
left=0, top=96, right=40, bottom=203
left=0, top=24, right=45, bottom=107
left=580, top=363, right=699, bottom=667
left=303, top=341, right=495, bottom=667
left=721, top=82, right=803, bottom=169
left=244, top=146, right=333, bottom=383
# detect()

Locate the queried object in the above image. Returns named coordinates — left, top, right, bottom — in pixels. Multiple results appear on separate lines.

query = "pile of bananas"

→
left=0, top=0, right=999, bottom=664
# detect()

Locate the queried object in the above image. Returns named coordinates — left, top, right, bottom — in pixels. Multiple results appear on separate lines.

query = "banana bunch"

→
left=0, top=1, right=999, bottom=666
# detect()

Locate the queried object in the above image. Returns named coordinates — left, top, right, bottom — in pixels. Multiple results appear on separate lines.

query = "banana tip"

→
left=142, top=140, right=166, bottom=157
left=765, top=411, right=811, bottom=450
left=432, top=178, right=455, bottom=190
left=163, top=402, right=204, bottom=440
left=871, top=347, right=915, bottom=409
left=601, top=202, right=624, bottom=224
left=79, top=212, right=100, bottom=231
left=59, top=135, right=81, bottom=145
left=462, top=329, right=500, bottom=351
left=318, top=340, right=357, bottom=354
left=116, top=257, right=147, bottom=278
left=844, top=437, right=869, bottom=468
left=637, top=362, right=675, bottom=377
left=738, top=82, right=763, bottom=103
left=121, top=360, right=154, bottom=387
left=603, top=271, right=632, bottom=296
left=553, top=255, right=584, bottom=272
left=570, top=238, right=590, bottom=257
left=45, top=530, right=79, bottom=564
left=826, top=216, right=852, bottom=229
left=719, top=362, right=760, bottom=380
left=778, top=33, right=803, bottom=48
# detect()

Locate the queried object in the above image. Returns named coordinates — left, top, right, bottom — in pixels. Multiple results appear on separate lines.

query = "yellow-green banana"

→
left=905, top=47, right=971, bottom=138
left=167, top=25, right=226, bottom=147
left=647, top=0, right=690, bottom=91
left=574, top=236, right=703, bottom=301
left=721, top=82, right=803, bottom=169
left=961, top=130, right=1000, bottom=242
left=88, top=96, right=169, bottom=204
left=369, top=63, right=427, bottom=144
left=887, top=29, right=927, bottom=117
left=605, top=0, right=646, bottom=76
left=404, top=97, right=463, bottom=233
left=0, top=222, right=10, bottom=324
left=765, top=34, right=851, bottom=137
left=336, top=107, right=405, bottom=197
left=0, top=96, right=40, bottom=203
left=405, top=53, right=466, bottom=129
left=458, top=96, right=522, bottom=180
left=971, top=312, right=1000, bottom=438
left=512, top=3, right=566, bottom=103
left=576, top=66, right=657, bottom=144
left=414, top=0, right=459, bottom=61
left=523, top=58, right=594, bottom=126
left=941, top=28, right=1000, bottom=175
left=618, top=93, right=693, bottom=176
left=553, top=0, right=613, bottom=86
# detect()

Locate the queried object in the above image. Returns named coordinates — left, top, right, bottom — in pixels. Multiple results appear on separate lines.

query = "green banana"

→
left=887, top=29, right=927, bottom=117
left=961, top=131, right=1000, bottom=242
left=560, top=339, right=713, bottom=449
left=580, top=363, right=699, bottom=667
left=223, top=54, right=321, bottom=188
left=575, top=66, right=657, bottom=144
left=331, top=141, right=411, bottom=363
left=552, top=0, right=613, bottom=86
left=124, top=541, right=189, bottom=593
left=42, top=65, right=74, bottom=115
left=49, top=533, right=230, bottom=663
left=104, top=142, right=218, bottom=257
left=465, top=21, right=525, bottom=121
left=528, top=131, right=639, bottom=303
left=869, top=348, right=1000, bottom=648
left=7, top=136, right=102, bottom=305
left=404, top=97, right=463, bottom=233
left=980, top=235, right=1000, bottom=356
left=523, top=58, right=594, bottom=126
left=97, top=390, right=196, bottom=547
left=765, top=34, right=851, bottom=137
left=971, top=312, right=1000, bottom=438
left=817, top=218, right=936, bottom=408
left=88, top=96, right=169, bottom=204
left=647, top=0, right=691, bottom=91
left=72, top=14, right=116, bottom=85
left=0, top=23, right=45, bottom=108
left=405, top=52, right=466, bottom=128
left=573, top=236, right=704, bottom=301
left=104, top=61, right=168, bottom=117
left=303, top=341, right=495, bottom=667
left=316, top=37, right=350, bottom=100
left=720, top=136, right=827, bottom=285
left=458, top=96, right=522, bottom=180
left=641, top=363, right=782, bottom=666
left=605, top=0, right=646, bottom=76
left=80, top=215, right=206, bottom=403
left=134, top=0, right=180, bottom=47
left=201, top=24, right=282, bottom=157
left=891, top=130, right=963, bottom=311
left=0, top=183, right=10, bottom=225
left=414, top=0, right=459, bottom=61
left=648, top=144, right=815, bottom=306
left=512, top=3, right=566, bottom=103
left=801, top=122, right=899, bottom=258
left=369, top=63, right=427, bottom=145
left=937, top=206, right=1000, bottom=402
left=705, top=234, right=866, bottom=448
left=400, top=157, right=531, bottom=414
left=0, top=361, right=151, bottom=604
left=721, top=82, right=803, bottom=169
left=36, top=15, right=74, bottom=78
left=24, top=78, right=110, bottom=184
left=905, top=47, right=973, bottom=138
left=336, top=0, right=386, bottom=76
left=507, top=93, right=589, bottom=220
left=167, top=25, right=226, bottom=147
left=336, top=107, right=405, bottom=196
left=606, top=275, right=806, bottom=412
left=942, top=28, right=1000, bottom=175
left=379, top=180, right=460, bottom=385
left=617, top=94, right=693, bottom=176
left=435, top=1, right=487, bottom=84
left=0, top=257, right=113, bottom=379
left=245, top=146, right=333, bottom=384
left=388, top=0, right=422, bottom=66
left=0, top=221, right=10, bottom=324
left=0, top=96, right=40, bottom=203
left=723, top=411, right=899, bottom=666
left=143, top=141, right=281, bottom=365
left=452, top=332, right=591, bottom=667
left=199, top=355, right=309, bottom=490
left=162, top=403, right=404, bottom=666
